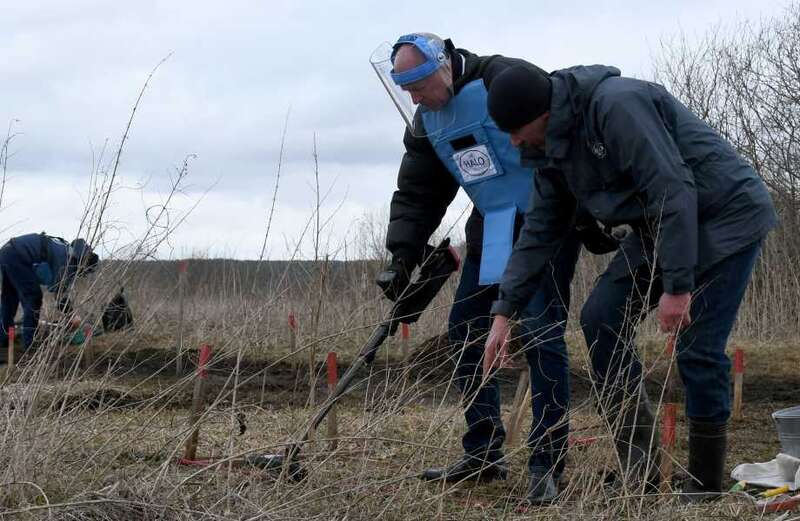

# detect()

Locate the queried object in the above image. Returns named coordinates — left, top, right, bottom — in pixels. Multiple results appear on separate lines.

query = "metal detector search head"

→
left=246, top=453, right=307, bottom=482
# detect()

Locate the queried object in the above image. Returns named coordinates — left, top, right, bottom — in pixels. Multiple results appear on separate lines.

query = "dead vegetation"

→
left=0, top=5, right=799, bottom=520
left=0, top=326, right=793, bottom=520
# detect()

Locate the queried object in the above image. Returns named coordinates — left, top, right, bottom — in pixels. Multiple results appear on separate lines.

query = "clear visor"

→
left=370, top=42, right=455, bottom=138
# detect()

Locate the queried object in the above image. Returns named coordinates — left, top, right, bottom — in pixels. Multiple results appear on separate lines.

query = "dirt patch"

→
left=47, top=336, right=800, bottom=412
left=57, top=387, right=143, bottom=410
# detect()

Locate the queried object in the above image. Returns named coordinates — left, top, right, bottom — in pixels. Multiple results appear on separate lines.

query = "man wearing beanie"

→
left=371, top=34, right=620, bottom=505
left=484, top=64, right=778, bottom=502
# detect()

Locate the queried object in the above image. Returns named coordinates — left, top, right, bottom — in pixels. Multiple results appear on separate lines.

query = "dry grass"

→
left=3, top=19, right=799, bottom=517
left=0, top=298, right=794, bottom=521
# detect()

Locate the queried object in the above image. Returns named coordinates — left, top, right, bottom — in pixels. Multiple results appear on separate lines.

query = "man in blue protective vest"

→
left=371, top=33, right=618, bottom=504
left=483, top=65, right=778, bottom=502
left=0, top=233, right=98, bottom=355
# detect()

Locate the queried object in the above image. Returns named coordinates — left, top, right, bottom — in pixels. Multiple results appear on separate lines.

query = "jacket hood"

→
left=546, top=65, right=621, bottom=158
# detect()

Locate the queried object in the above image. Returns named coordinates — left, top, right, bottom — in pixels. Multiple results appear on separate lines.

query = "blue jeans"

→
left=448, top=232, right=581, bottom=474
left=581, top=236, right=762, bottom=423
left=0, top=244, right=43, bottom=349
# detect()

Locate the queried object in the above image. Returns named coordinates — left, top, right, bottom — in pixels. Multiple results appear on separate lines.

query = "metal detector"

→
left=248, top=238, right=461, bottom=481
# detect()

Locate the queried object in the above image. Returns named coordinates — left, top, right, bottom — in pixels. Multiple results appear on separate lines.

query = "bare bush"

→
left=654, top=3, right=800, bottom=339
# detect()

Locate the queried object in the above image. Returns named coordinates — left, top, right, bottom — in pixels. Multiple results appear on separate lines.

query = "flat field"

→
left=0, top=325, right=796, bottom=520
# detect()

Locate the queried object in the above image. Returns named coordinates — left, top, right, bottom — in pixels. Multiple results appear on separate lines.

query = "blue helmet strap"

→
left=390, top=34, right=448, bottom=86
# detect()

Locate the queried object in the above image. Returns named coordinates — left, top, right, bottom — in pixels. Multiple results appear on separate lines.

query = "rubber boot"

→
left=526, top=467, right=559, bottom=505
left=679, top=420, right=727, bottom=503
left=421, top=454, right=508, bottom=483
left=606, top=387, right=661, bottom=492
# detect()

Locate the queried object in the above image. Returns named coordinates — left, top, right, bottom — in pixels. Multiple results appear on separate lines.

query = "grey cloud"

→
left=0, top=0, right=788, bottom=258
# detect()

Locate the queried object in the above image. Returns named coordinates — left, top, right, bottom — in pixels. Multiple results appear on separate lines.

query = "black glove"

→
left=574, top=207, right=630, bottom=255
left=376, top=257, right=412, bottom=302
left=577, top=224, right=618, bottom=254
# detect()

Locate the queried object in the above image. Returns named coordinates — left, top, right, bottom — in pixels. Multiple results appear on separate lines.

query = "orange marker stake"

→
left=660, top=334, right=678, bottom=491
left=400, top=323, right=410, bottom=358
left=326, top=351, right=339, bottom=449
left=568, top=435, right=600, bottom=447
left=661, top=403, right=677, bottom=447
left=733, top=348, right=744, bottom=420
left=7, top=326, right=15, bottom=374
left=183, top=344, right=212, bottom=461
left=758, top=492, right=800, bottom=513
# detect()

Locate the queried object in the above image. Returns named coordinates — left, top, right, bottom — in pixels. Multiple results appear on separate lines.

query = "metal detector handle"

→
left=390, top=238, right=460, bottom=327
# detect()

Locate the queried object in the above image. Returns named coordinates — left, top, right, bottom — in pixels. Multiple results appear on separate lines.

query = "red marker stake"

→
left=400, top=323, right=410, bottom=358
left=183, top=344, right=212, bottom=461
left=733, top=348, right=744, bottom=420
left=7, top=326, right=15, bottom=372
left=288, top=312, right=298, bottom=354
left=568, top=435, right=599, bottom=447
left=757, top=492, right=800, bottom=513
left=660, top=335, right=678, bottom=491
left=326, top=351, right=339, bottom=449
left=661, top=404, right=677, bottom=448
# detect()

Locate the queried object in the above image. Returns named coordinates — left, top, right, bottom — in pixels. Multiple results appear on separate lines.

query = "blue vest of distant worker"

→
left=422, top=80, right=533, bottom=285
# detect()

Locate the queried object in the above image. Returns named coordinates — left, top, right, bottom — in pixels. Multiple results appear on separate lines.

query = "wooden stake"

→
left=183, top=344, right=212, bottom=461
left=83, top=325, right=94, bottom=370
left=259, top=366, right=268, bottom=409
left=660, top=335, right=678, bottom=492
left=309, top=257, right=330, bottom=408
left=732, top=347, right=744, bottom=420
left=176, top=260, right=188, bottom=376
left=326, top=351, right=339, bottom=450
left=288, top=311, right=298, bottom=356
left=514, top=388, right=532, bottom=443
left=506, top=368, right=530, bottom=446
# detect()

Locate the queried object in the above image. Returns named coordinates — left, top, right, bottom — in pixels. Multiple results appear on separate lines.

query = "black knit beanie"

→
left=488, top=65, right=552, bottom=132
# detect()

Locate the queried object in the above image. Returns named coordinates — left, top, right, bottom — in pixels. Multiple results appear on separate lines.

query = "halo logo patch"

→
left=459, top=149, right=490, bottom=175
left=453, top=145, right=499, bottom=182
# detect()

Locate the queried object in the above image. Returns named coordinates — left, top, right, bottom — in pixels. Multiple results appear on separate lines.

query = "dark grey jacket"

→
left=386, top=42, right=544, bottom=267
left=492, top=65, right=778, bottom=317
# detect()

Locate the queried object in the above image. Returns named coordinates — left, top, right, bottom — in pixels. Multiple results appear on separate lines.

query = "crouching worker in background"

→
left=0, top=232, right=99, bottom=355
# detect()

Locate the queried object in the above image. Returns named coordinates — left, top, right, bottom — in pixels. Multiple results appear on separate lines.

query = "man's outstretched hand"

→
left=483, top=314, right=512, bottom=377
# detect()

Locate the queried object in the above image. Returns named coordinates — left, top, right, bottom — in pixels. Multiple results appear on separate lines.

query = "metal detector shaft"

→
left=282, top=238, right=461, bottom=464
left=286, top=321, right=392, bottom=460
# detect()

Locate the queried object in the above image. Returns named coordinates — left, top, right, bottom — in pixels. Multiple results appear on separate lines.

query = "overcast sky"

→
left=0, top=0, right=789, bottom=260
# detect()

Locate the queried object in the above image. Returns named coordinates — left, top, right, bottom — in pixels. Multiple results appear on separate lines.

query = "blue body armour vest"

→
left=422, top=80, right=534, bottom=285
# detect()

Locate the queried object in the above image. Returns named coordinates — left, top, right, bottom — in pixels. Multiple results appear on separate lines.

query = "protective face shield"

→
left=370, top=34, right=456, bottom=138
